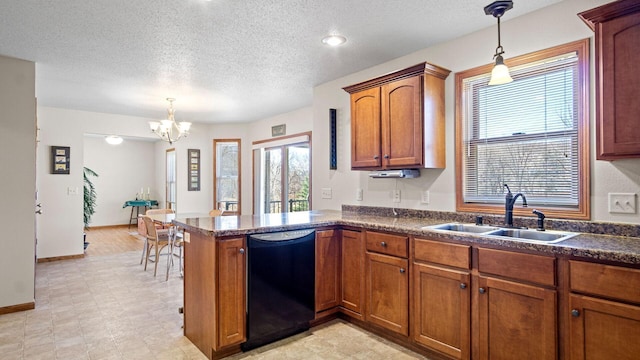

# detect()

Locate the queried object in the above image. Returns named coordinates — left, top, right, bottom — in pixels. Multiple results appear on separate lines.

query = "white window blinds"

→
left=461, top=52, right=580, bottom=207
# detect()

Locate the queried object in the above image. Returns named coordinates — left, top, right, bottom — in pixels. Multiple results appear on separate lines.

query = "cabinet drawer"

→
left=366, top=231, right=408, bottom=258
left=478, top=248, right=555, bottom=287
left=570, top=261, right=640, bottom=304
left=414, top=238, right=470, bottom=269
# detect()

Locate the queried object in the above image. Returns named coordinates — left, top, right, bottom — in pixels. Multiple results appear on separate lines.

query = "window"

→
left=253, top=133, right=311, bottom=215
left=455, top=39, right=590, bottom=220
left=214, top=139, right=241, bottom=215
left=166, top=148, right=176, bottom=211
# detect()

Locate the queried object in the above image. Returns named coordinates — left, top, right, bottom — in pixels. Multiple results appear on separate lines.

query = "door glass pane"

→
left=214, top=140, right=240, bottom=214
left=264, top=147, right=282, bottom=213
left=287, top=144, right=310, bottom=212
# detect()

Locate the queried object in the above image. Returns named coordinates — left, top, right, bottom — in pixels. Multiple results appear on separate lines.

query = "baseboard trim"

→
left=0, top=301, right=35, bottom=315
left=37, top=254, right=84, bottom=263
left=86, top=224, right=130, bottom=230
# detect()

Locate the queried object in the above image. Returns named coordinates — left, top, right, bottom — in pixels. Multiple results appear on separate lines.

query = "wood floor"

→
left=83, top=225, right=144, bottom=257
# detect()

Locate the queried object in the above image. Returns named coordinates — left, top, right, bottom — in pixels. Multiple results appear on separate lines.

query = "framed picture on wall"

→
left=51, top=146, right=70, bottom=174
left=188, top=149, right=200, bottom=191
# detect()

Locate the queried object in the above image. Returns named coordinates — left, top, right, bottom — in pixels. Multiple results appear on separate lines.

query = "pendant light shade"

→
left=485, top=1, right=514, bottom=86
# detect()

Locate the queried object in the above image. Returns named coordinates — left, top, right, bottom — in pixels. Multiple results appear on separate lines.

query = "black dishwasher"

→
left=242, top=229, right=315, bottom=351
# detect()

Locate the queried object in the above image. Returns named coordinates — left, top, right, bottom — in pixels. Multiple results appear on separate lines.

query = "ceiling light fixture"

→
left=322, top=35, right=347, bottom=47
left=485, top=0, right=514, bottom=85
left=148, top=98, right=191, bottom=144
left=105, top=135, right=123, bottom=145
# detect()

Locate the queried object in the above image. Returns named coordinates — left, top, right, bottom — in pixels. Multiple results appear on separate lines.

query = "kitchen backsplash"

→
left=342, top=205, right=640, bottom=238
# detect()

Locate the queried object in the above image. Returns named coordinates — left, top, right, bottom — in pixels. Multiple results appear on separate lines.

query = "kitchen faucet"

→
left=504, top=184, right=527, bottom=228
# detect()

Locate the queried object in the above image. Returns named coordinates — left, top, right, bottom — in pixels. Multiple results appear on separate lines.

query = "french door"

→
left=253, top=134, right=311, bottom=214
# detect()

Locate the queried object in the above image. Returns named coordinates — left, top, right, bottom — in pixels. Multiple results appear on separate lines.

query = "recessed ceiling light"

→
left=105, top=135, right=123, bottom=145
left=322, top=35, right=347, bottom=46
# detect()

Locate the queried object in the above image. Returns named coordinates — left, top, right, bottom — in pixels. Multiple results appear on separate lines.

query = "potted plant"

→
left=83, top=167, right=98, bottom=250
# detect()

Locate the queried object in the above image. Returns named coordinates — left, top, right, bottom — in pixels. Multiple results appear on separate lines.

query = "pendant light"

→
left=148, top=98, right=192, bottom=144
left=484, top=1, right=514, bottom=85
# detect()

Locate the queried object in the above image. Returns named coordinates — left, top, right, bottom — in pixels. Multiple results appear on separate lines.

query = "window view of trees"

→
left=214, top=140, right=240, bottom=214
left=263, top=143, right=310, bottom=213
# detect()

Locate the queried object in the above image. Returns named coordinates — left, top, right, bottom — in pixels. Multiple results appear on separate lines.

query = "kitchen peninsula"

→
left=174, top=208, right=640, bottom=360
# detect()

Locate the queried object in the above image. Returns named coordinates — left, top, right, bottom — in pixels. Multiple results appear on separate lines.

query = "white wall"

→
left=310, top=0, right=640, bottom=225
left=37, top=107, right=166, bottom=258
left=83, top=136, right=157, bottom=226
left=0, top=55, right=36, bottom=308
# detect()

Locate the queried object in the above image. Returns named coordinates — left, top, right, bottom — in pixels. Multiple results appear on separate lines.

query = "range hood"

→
left=368, top=169, right=420, bottom=178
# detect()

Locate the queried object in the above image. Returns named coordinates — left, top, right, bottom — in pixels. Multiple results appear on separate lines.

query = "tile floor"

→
left=1, top=248, right=429, bottom=359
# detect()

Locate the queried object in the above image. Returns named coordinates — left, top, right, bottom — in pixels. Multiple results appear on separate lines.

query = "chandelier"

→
left=148, top=98, right=192, bottom=144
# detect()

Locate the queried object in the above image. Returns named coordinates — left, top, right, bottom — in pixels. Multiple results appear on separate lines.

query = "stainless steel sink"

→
left=486, top=228, right=578, bottom=243
left=425, top=223, right=498, bottom=233
left=425, top=222, right=578, bottom=244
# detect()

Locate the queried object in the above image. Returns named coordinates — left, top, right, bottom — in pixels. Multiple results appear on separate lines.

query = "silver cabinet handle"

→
left=384, top=154, right=389, bottom=159
left=380, top=241, right=387, bottom=247
left=373, top=155, right=379, bottom=160
left=479, top=287, right=486, bottom=294
left=399, top=268, right=406, bottom=274
left=571, top=309, right=580, bottom=317
left=460, top=283, right=467, bottom=289
left=239, top=248, right=245, bottom=254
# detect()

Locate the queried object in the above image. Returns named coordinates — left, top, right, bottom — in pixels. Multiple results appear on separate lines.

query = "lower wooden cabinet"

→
left=216, top=237, right=247, bottom=349
left=477, top=275, right=557, bottom=360
left=365, top=251, right=409, bottom=335
left=315, top=229, right=340, bottom=312
left=413, top=263, right=470, bottom=360
left=569, top=294, right=640, bottom=360
left=340, top=230, right=364, bottom=315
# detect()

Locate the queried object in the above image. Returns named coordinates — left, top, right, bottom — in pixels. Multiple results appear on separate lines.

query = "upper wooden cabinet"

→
left=344, top=62, right=450, bottom=170
left=579, top=1, right=640, bottom=160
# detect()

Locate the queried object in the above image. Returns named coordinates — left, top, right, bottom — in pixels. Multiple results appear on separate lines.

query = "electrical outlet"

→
left=421, top=190, right=430, bottom=204
left=392, top=189, right=401, bottom=203
left=321, top=188, right=332, bottom=199
left=356, top=188, right=363, bottom=201
left=67, top=187, right=78, bottom=195
left=608, top=193, right=637, bottom=214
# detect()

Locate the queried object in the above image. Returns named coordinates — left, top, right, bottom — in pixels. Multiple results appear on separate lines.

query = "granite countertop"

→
left=173, top=209, right=640, bottom=266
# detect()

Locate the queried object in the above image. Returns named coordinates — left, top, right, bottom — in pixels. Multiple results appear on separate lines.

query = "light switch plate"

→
left=356, top=188, right=363, bottom=201
left=421, top=190, right=430, bottom=204
left=321, top=188, right=332, bottom=199
left=608, top=193, right=637, bottom=214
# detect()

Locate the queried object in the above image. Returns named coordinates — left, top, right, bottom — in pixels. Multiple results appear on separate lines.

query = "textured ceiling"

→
left=1, top=0, right=560, bottom=124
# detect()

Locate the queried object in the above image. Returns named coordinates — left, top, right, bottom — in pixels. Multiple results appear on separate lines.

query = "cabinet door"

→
left=216, top=237, right=246, bottom=349
left=341, top=230, right=364, bottom=315
left=569, top=294, right=640, bottom=360
left=381, top=76, right=423, bottom=168
left=413, top=263, right=470, bottom=360
left=350, top=87, right=381, bottom=169
left=597, top=9, right=640, bottom=159
left=366, top=252, right=409, bottom=335
left=315, top=229, right=340, bottom=312
left=477, top=276, right=557, bottom=360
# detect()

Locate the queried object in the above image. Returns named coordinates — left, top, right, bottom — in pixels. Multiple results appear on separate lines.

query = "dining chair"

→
left=209, top=209, right=224, bottom=216
left=139, top=208, right=174, bottom=265
left=141, top=215, right=171, bottom=280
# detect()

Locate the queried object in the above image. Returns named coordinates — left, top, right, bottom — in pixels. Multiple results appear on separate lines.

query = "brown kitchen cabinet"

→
left=315, top=229, right=341, bottom=313
left=579, top=1, right=640, bottom=160
left=184, top=233, right=246, bottom=359
left=365, top=231, right=409, bottom=336
left=340, top=229, right=365, bottom=316
left=476, top=248, right=557, bottom=360
left=413, top=238, right=471, bottom=360
left=344, top=62, right=450, bottom=170
left=568, top=260, right=640, bottom=360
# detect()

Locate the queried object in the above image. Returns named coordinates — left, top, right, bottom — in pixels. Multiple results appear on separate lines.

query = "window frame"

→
left=455, top=39, right=590, bottom=220
left=213, top=139, right=241, bottom=215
